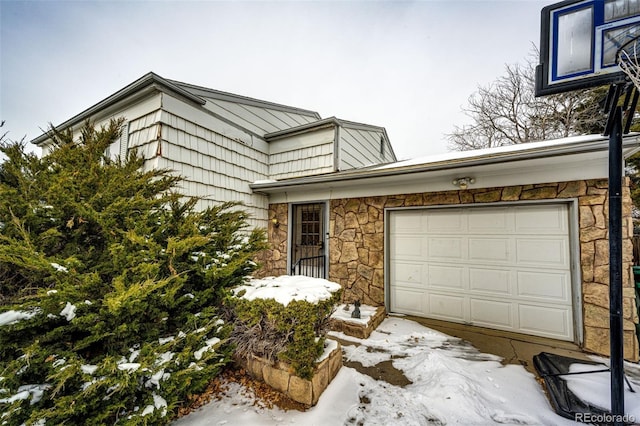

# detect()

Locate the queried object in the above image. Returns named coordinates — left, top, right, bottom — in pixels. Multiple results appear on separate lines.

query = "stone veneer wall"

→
left=262, top=180, right=639, bottom=359
left=258, top=202, right=289, bottom=277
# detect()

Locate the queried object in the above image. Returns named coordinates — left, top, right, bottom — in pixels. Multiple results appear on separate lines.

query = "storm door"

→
left=290, top=203, right=326, bottom=278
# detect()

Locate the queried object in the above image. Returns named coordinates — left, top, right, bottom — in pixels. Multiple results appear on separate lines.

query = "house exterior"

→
left=253, top=136, right=640, bottom=360
left=34, top=73, right=639, bottom=360
left=33, top=72, right=396, bottom=228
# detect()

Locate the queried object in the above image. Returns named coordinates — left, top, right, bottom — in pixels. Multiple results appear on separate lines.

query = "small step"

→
left=329, top=304, right=386, bottom=339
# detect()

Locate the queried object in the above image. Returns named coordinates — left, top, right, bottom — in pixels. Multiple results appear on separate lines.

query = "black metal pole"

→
left=609, top=105, right=625, bottom=425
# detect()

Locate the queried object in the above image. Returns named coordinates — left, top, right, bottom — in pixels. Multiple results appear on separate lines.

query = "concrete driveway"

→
left=395, top=315, right=593, bottom=375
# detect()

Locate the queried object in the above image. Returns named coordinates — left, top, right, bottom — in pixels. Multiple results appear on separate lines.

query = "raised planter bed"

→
left=330, top=304, right=386, bottom=339
left=236, top=339, right=342, bottom=406
left=229, top=275, right=344, bottom=407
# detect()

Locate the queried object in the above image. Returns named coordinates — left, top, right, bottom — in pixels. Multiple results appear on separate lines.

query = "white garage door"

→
left=389, top=204, right=575, bottom=341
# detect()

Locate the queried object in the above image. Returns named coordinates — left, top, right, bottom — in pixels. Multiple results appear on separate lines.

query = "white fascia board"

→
left=265, top=117, right=339, bottom=141
left=334, top=117, right=386, bottom=133
left=265, top=116, right=389, bottom=142
left=264, top=151, right=610, bottom=204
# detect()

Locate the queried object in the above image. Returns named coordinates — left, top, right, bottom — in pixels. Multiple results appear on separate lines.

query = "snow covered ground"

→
left=173, top=315, right=640, bottom=426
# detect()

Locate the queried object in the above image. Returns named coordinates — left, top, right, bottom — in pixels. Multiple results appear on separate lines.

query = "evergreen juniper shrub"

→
left=0, top=120, right=266, bottom=425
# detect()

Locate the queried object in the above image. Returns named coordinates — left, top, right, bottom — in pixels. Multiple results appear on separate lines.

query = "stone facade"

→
left=258, top=203, right=289, bottom=277
left=262, top=179, right=639, bottom=360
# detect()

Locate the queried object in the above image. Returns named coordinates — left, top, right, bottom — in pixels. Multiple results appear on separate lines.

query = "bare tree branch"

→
left=447, top=52, right=607, bottom=151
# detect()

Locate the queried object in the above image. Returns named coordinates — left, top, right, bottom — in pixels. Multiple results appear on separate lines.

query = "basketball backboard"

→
left=536, top=0, right=640, bottom=96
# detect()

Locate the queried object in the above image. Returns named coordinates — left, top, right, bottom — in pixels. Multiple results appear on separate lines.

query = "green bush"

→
left=0, top=120, right=266, bottom=425
left=228, top=287, right=341, bottom=380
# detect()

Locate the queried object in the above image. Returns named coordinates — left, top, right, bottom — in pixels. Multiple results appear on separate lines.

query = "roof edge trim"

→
left=32, top=72, right=206, bottom=145
left=265, top=116, right=389, bottom=141
left=265, top=117, right=341, bottom=140
left=167, top=79, right=321, bottom=119
left=250, top=136, right=640, bottom=191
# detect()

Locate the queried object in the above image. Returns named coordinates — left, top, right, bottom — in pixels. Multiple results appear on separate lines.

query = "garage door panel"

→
left=516, top=238, right=569, bottom=267
left=429, top=293, right=465, bottom=321
left=391, top=236, right=424, bottom=259
left=514, top=205, right=567, bottom=234
left=517, top=271, right=570, bottom=303
left=428, top=265, right=464, bottom=290
left=468, top=207, right=510, bottom=232
left=470, top=298, right=513, bottom=328
left=468, top=238, right=510, bottom=262
left=469, top=268, right=511, bottom=295
left=392, top=262, right=423, bottom=286
left=428, top=237, right=463, bottom=260
left=391, top=288, right=424, bottom=314
left=518, top=304, right=572, bottom=339
left=389, top=211, right=423, bottom=233
left=389, top=204, right=575, bottom=342
left=426, top=209, right=465, bottom=233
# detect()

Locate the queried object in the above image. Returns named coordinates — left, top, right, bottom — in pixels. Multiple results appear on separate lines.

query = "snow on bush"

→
left=233, top=275, right=342, bottom=306
left=0, top=120, right=266, bottom=425
left=0, top=309, right=40, bottom=327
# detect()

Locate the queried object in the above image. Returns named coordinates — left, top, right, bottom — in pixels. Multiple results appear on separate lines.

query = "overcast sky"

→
left=1, top=0, right=549, bottom=160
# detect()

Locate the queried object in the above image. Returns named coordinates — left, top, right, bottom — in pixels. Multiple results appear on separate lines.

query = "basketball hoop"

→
left=617, top=35, right=640, bottom=91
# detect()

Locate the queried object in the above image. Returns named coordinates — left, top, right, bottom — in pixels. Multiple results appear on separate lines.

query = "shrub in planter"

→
left=227, top=276, right=342, bottom=380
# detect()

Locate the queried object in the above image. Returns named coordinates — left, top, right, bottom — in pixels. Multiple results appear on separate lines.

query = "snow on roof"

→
left=233, top=275, right=342, bottom=306
left=374, top=134, right=609, bottom=170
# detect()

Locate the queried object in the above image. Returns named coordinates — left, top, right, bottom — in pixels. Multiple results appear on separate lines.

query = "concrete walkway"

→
left=331, top=314, right=594, bottom=387
left=401, top=315, right=592, bottom=375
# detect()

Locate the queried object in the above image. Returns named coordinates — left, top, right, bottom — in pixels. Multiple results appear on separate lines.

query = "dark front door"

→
left=291, top=203, right=326, bottom=278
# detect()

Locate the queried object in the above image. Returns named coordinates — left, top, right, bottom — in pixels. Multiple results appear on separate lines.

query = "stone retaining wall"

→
left=237, top=342, right=342, bottom=406
left=261, top=179, right=639, bottom=360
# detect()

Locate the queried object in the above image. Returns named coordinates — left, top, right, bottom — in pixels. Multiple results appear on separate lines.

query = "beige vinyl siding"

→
left=161, top=94, right=267, bottom=151
left=157, top=158, right=267, bottom=225
left=157, top=110, right=270, bottom=228
left=268, top=126, right=335, bottom=179
left=269, top=144, right=334, bottom=179
left=339, top=126, right=394, bottom=170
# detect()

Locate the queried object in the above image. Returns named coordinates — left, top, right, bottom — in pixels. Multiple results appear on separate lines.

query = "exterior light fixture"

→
left=271, top=218, right=280, bottom=228
left=452, top=177, right=475, bottom=190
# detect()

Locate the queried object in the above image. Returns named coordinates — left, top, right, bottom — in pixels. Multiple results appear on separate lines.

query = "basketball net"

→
left=617, top=35, right=640, bottom=90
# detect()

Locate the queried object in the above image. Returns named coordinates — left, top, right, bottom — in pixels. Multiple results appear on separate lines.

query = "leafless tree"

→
left=447, top=55, right=608, bottom=151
